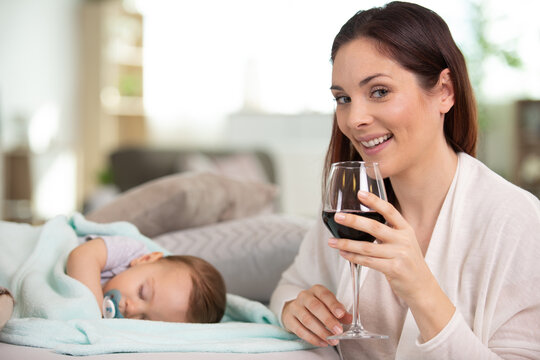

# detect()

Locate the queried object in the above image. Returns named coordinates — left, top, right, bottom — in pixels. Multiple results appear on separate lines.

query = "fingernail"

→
left=329, top=339, right=339, bottom=346
left=334, top=213, right=346, bottom=221
left=358, top=190, right=368, bottom=198
left=328, top=238, right=338, bottom=246
left=335, top=308, right=345, bottom=318
left=333, top=325, right=342, bottom=335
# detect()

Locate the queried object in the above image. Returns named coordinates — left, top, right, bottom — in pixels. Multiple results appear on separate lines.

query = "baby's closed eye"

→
left=138, top=284, right=145, bottom=300
left=138, top=279, right=154, bottom=302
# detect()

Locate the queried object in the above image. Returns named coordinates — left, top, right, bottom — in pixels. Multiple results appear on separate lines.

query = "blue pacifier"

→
left=102, top=289, right=124, bottom=319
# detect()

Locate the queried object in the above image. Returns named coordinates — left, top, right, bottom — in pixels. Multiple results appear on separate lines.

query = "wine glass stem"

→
left=350, top=261, right=365, bottom=331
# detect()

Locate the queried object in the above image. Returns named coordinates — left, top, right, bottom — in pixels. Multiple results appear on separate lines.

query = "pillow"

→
left=152, top=214, right=314, bottom=303
left=86, top=172, right=279, bottom=238
left=178, top=152, right=270, bottom=184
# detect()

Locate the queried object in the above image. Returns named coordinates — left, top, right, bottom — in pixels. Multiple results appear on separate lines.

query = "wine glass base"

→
left=327, top=327, right=388, bottom=340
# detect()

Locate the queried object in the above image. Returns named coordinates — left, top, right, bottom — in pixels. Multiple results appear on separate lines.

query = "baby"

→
left=66, top=235, right=226, bottom=323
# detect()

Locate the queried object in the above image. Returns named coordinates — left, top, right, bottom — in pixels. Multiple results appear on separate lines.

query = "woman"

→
left=270, top=2, right=540, bottom=359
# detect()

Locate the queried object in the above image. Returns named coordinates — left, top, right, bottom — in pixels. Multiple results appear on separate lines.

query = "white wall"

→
left=0, top=0, right=82, bottom=220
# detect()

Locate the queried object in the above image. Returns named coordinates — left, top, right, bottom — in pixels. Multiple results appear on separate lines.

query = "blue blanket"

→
left=0, top=214, right=312, bottom=355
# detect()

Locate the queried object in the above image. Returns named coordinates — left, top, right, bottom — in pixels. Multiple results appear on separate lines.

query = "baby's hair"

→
left=160, top=255, right=226, bottom=323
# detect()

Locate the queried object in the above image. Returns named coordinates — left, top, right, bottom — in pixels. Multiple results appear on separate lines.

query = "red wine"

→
left=322, top=210, right=385, bottom=242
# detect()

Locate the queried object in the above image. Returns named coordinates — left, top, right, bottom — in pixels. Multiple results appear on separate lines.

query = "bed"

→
left=0, top=166, right=340, bottom=359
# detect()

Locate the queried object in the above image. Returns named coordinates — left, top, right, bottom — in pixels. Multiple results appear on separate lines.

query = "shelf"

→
left=102, top=96, right=145, bottom=117
left=107, top=42, right=143, bottom=67
left=79, top=0, right=147, bottom=210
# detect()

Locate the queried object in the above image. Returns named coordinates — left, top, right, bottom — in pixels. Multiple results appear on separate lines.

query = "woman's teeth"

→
left=361, top=134, right=392, bottom=148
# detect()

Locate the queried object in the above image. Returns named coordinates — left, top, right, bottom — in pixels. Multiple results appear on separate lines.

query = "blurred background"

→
left=1, top=0, right=539, bottom=224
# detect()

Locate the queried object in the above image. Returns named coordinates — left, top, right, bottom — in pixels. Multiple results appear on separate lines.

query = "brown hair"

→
left=161, top=255, right=226, bottom=323
left=325, top=1, right=478, bottom=202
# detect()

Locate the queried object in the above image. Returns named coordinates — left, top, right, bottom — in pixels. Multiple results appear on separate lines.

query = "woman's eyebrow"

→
left=358, top=73, right=388, bottom=86
left=330, top=73, right=390, bottom=91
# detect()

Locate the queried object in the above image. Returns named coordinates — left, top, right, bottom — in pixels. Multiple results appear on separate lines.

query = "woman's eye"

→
left=334, top=96, right=351, bottom=104
left=372, top=88, right=388, bottom=98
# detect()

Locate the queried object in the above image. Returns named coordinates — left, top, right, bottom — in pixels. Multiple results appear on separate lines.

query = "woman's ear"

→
left=130, top=252, right=164, bottom=267
left=438, top=68, right=454, bottom=114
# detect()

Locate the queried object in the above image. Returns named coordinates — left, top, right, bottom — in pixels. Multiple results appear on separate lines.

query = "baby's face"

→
left=102, top=257, right=192, bottom=322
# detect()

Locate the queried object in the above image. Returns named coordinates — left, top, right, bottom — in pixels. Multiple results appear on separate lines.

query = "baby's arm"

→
left=66, top=238, right=108, bottom=313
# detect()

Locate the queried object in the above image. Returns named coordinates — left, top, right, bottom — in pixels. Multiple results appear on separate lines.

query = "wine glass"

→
left=322, top=161, right=388, bottom=340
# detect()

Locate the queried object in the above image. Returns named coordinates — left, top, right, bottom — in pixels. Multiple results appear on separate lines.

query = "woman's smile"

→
left=357, top=133, right=394, bottom=156
left=359, top=133, right=393, bottom=148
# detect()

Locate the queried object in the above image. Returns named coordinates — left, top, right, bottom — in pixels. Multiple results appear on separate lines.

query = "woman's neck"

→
left=390, top=145, right=458, bottom=251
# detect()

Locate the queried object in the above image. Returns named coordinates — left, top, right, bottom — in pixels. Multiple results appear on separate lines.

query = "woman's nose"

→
left=347, top=102, right=373, bottom=128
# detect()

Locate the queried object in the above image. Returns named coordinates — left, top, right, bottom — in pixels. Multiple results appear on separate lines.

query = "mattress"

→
left=0, top=342, right=340, bottom=360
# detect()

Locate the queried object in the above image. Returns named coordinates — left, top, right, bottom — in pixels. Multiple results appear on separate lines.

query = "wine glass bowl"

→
left=322, top=161, right=388, bottom=340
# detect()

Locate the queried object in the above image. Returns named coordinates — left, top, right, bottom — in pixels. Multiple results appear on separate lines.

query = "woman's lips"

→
left=358, top=134, right=393, bottom=155
left=360, top=134, right=393, bottom=148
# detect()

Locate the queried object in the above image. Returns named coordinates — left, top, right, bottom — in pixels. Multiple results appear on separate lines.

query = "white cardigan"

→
left=270, top=153, right=540, bottom=359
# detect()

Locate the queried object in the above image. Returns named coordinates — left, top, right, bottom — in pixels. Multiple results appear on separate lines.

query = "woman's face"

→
left=102, top=256, right=192, bottom=322
left=331, top=37, right=451, bottom=179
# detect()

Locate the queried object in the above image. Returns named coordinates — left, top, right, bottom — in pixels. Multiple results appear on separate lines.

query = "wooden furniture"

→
left=78, top=0, right=146, bottom=209
left=2, top=149, right=32, bottom=222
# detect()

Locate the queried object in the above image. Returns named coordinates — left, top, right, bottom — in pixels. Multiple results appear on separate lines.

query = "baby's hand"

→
left=0, top=287, right=14, bottom=330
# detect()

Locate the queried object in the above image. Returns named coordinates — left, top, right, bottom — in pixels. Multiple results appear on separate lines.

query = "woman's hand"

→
left=282, top=285, right=352, bottom=347
left=327, top=190, right=455, bottom=342
left=328, top=190, right=430, bottom=303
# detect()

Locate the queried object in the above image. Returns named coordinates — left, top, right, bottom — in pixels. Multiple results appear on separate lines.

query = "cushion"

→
left=152, top=214, right=314, bottom=303
left=86, top=172, right=279, bottom=238
left=177, top=152, right=270, bottom=184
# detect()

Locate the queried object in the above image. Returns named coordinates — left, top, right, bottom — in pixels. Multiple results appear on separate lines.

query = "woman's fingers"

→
left=284, top=301, right=335, bottom=346
left=296, top=286, right=345, bottom=342
left=334, top=211, right=396, bottom=244
left=285, top=315, right=330, bottom=347
left=282, top=285, right=351, bottom=347
left=328, top=237, right=404, bottom=277
left=332, top=191, right=414, bottom=245
left=310, top=284, right=349, bottom=322
left=357, top=190, right=409, bottom=229
left=337, top=249, right=394, bottom=275
left=328, top=237, right=394, bottom=259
